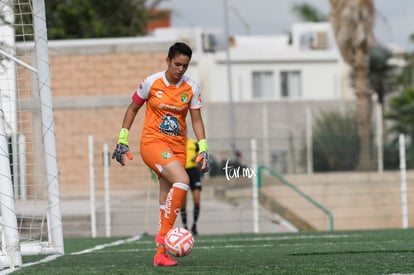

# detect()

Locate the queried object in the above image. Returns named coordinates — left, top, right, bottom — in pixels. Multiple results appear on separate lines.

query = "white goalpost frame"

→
left=399, top=134, right=408, bottom=229
left=0, top=104, right=22, bottom=269
left=0, top=0, right=64, bottom=268
left=88, top=135, right=97, bottom=239
left=103, top=143, right=111, bottom=238
left=32, top=0, right=64, bottom=255
left=250, top=138, right=260, bottom=233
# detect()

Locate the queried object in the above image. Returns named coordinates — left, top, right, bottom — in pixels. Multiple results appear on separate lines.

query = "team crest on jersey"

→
left=161, top=150, right=172, bottom=159
left=181, top=93, right=189, bottom=103
left=160, top=113, right=180, bottom=136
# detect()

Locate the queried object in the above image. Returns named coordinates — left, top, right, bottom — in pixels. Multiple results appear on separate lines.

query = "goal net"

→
left=0, top=0, right=63, bottom=269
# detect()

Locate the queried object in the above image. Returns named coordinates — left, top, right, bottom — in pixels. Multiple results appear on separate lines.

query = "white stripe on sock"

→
left=173, top=182, right=189, bottom=191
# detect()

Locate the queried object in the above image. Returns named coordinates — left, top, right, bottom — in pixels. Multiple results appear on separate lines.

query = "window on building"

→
left=252, top=71, right=273, bottom=98
left=280, top=71, right=301, bottom=98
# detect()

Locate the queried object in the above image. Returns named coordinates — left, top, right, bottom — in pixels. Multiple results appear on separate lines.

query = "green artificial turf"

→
left=9, top=229, right=414, bottom=274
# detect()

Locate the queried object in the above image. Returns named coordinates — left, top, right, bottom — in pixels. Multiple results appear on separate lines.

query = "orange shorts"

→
left=140, top=141, right=186, bottom=177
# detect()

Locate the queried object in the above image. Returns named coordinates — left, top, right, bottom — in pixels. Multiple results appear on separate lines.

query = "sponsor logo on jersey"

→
left=160, top=113, right=180, bottom=136
left=158, top=103, right=184, bottom=112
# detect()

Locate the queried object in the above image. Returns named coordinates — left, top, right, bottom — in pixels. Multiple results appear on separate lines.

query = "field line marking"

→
left=0, top=254, right=62, bottom=275
left=0, top=235, right=143, bottom=274
left=71, top=235, right=143, bottom=255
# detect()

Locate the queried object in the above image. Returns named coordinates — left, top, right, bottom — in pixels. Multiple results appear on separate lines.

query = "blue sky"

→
left=159, top=0, right=414, bottom=51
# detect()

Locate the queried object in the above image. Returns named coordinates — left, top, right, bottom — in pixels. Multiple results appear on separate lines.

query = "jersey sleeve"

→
left=189, top=81, right=203, bottom=109
left=132, top=78, right=151, bottom=105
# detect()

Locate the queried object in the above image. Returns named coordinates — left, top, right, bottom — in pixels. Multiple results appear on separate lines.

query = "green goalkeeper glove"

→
left=112, top=128, right=133, bottom=166
left=195, top=139, right=209, bottom=173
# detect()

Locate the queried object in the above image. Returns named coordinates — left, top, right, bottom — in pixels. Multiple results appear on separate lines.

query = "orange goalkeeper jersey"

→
left=132, top=71, right=202, bottom=149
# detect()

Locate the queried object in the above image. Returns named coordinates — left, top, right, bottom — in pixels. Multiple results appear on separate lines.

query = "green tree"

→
left=386, top=87, right=414, bottom=140
left=367, top=44, right=400, bottom=127
left=386, top=87, right=414, bottom=166
left=292, top=2, right=328, bottom=22
left=369, top=45, right=393, bottom=105
left=401, top=34, right=414, bottom=87
left=14, top=0, right=166, bottom=40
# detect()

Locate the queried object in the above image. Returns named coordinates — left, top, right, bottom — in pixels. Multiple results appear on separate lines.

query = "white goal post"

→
left=0, top=0, right=64, bottom=269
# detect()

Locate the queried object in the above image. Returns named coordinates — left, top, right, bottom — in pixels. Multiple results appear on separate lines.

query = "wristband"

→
left=198, top=139, right=208, bottom=153
left=118, top=128, right=129, bottom=145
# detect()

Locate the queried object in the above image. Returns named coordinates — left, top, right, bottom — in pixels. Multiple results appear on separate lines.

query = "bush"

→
left=310, top=111, right=360, bottom=172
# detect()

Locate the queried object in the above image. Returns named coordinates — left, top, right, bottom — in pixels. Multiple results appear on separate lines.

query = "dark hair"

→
left=168, top=42, right=192, bottom=60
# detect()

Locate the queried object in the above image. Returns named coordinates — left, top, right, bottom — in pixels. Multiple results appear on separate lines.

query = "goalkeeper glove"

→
left=195, top=139, right=209, bottom=173
left=112, top=128, right=133, bottom=166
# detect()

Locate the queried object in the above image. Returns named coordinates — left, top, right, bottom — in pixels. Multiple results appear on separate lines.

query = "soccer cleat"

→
left=155, top=232, right=166, bottom=247
left=153, top=253, right=178, bottom=266
left=191, top=224, right=198, bottom=236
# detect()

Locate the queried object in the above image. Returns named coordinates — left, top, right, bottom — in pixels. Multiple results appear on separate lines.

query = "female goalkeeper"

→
left=112, top=42, right=209, bottom=267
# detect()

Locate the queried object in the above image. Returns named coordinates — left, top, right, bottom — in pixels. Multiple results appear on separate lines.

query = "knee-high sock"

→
left=156, top=205, right=166, bottom=255
left=193, top=207, right=200, bottom=225
left=160, top=182, right=189, bottom=236
left=158, top=205, right=166, bottom=232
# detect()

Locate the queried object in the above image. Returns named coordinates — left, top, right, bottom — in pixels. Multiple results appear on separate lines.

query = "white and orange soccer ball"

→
left=164, top=227, right=194, bottom=257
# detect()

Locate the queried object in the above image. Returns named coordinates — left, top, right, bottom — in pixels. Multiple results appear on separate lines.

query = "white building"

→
left=153, top=22, right=354, bottom=103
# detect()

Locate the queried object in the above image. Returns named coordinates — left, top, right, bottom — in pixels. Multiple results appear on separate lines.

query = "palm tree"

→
left=294, top=2, right=394, bottom=112
left=330, top=0, right=375, bottom=170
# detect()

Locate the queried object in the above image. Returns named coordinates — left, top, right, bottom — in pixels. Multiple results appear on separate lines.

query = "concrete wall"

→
left=260, top=171, right=414, bottom=230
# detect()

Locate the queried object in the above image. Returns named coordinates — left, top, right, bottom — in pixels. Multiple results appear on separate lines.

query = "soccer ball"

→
left=164, top=227, right=194, bottom=257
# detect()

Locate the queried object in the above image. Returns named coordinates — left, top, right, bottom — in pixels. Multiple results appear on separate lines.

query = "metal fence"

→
left=207, top=135, right=401, bottom=177
left=59, top=134, right=414, bottom=239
